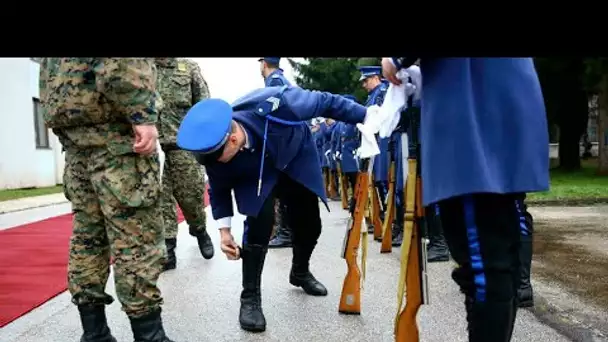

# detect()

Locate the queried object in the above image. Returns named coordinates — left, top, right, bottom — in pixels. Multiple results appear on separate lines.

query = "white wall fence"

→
left=0, top=58, right=65, bottom=190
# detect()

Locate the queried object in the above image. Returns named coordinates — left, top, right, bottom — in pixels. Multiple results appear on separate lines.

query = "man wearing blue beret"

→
left=258, top=57, right=294, bottom=249
left=382, top=57, right=549, bottom=342
left=358, top=65, right=390, bottom=233
left=177, top=85, right=380, bottom=333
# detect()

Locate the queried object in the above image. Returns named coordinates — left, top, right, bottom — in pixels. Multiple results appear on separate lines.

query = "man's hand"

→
left=335, top=151, right=341, bottom=160
left=133, top=124, right=159, bottom=155
left=382, top=58, right=401, bottom=86
left=219, top=228, right=240, bottom=260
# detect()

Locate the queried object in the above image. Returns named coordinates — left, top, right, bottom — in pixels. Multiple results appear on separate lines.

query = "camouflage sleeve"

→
left=188, top=60, right=210, bottom=103
left=95, top=58, right=158, bottom=125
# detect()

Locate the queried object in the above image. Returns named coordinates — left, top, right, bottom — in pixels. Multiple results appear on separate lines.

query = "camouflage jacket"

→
left=155, top=58, right=209, bottom=146
left=39, top=58, right=159, bottom=154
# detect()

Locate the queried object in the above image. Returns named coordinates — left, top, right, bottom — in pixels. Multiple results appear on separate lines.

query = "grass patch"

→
left=0, top=185, right=63, bottom=202
left=529, top=159, right=608, bottom=201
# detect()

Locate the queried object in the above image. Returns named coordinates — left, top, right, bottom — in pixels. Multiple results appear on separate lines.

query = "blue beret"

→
left=177, top=99, right=233, bottom=153
left=357, top=66, right=382, bottom=81
left=343, top=95, right=357, bottom=102
left=258, top=57, right=281, bottom=65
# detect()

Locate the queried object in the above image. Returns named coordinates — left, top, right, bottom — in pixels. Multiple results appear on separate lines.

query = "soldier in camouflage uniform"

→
left=155, top=58, right=214, bottom=271
left=40, top=58, right=175, bottom=342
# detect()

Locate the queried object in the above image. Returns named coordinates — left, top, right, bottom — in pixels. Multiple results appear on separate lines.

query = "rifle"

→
left=339, top=156, right=373, bottom=315
left=370, top=177, right=384, bottom=241
left=328, top=168, right=338, bottom=199
left=394, top=107, right=429, bottom=342
left=380, top=139, right=397, bottom=253
left=337, top=161, right=349, bottom=210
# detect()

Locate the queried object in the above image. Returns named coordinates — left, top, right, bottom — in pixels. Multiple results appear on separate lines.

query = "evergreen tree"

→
left=288, top=58, right=381, bottom=103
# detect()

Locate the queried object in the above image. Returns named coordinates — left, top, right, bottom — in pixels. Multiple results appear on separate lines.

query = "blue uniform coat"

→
left=320, top=122, right=336, bottom=170
left=365, top=82, right=390, bottom=182
left=337, top=121, right=360, bottom=173
left=205, top=87, right=367, bottom=220
left=414, top=58, right=549, bottom=205
left=265, top=69, right=291, bottom=87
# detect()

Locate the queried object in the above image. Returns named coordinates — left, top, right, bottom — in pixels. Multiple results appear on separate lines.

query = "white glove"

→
left=363, top=105, right=382, bottom=135
left=335, top=151, right=341, bottom=160
left=324, top=150, right=331, bottom=157
left=355, top=123, right=380, bottom=159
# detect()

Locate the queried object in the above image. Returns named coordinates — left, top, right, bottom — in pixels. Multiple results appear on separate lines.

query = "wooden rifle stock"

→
left=370, top=178, right=383, bottom=241
left=328, top=169, right=338, bottom=199
left=337, top=162, right=349, bottom=210
left=381, top=160, right=396, bottom=253
left=394, top=108, right=429, bottom=342
left=339, top=158, right=371, bottom=315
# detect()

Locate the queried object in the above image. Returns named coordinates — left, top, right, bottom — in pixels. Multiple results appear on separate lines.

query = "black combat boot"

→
left=289, top=244, right=328, bottom=296
left=269, top=202, right=292, bottom=248
left=426, top=207, right=450, bottom=262
left=465, top=296, right=517, bottom=342
left=129, top=309, right=174, bottom=342
left=162, top=238, right=176, bottom=272
left=518, top=210, right=534, bottom=308
left=239, top=244, right=267, bottom=332
left=190, top=226, right=214, bottom=259
left=77, top=305, right=117, bottom=342
left=391, top=222, right=403, bottom=247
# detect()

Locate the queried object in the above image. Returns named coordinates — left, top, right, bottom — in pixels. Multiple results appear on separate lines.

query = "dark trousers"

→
left=374, top=181, right=388, bottom=213
left=437, top=193, right=521, bottom=341
left=243, top=173, right=322, bottom=251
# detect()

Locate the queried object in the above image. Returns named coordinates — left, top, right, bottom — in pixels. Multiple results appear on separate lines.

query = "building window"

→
left=33, top=98, right=50, bottom=149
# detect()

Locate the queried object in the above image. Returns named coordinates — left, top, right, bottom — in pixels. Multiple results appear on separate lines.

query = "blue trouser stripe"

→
left=514, top=200, right=531, bottom=236
left=243, top=221, right=249, bottom=245
left=463, top=196, right=487, bottom=302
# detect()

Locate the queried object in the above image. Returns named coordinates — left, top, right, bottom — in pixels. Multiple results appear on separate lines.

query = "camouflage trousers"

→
left=160, top=149, right=206, bottom=239
left=63, top=148, right=165, bottom=318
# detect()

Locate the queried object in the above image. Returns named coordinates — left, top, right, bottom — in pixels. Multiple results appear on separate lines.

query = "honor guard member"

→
left=155, top=58, right=214, bottom=271
left=259, top=57, right=293, bottom=249
left=320, top=118, right=337, bottom=198
left=359, top=66, right=390, bottom=220
left=40, top=58, right=175, bottom=342
left=313, top=118, right=327, bottom=172
left=330, top=116, right=342, bottom=198
left=391, top=87, right=450, bottom=261
left=177, top=86, right=380, bottom=333
left=337, top=95, right=362, bottom=207
left=382, top=57, right=549, bottom=341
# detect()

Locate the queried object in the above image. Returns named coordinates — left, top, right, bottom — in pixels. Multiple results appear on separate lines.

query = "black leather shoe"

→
left=289, top=270, right=328, bottom=296
left=290, top=244, right=327, bottom=296
left=194, top=230, right=214, bottom=260
left=268, top=226, right=292, bottom=249
left=77, top=305, right=117, bottom=342
left=426, top=208, right=450, bottom=262
left=239, top=244, right=267, bottom=332
left=129, top=309, right=174, bottom=342
left=518, top=208, right=534, bottom=308
left=162, top=238, right=176, bottom=272
left=391, top=224, right=403, bottom=247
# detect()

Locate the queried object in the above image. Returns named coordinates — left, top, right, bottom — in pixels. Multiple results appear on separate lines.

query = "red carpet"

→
left=0, top=186, right=209, bottom=328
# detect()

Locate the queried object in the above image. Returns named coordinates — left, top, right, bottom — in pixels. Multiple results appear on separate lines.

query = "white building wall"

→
left=0, top=58, right=64, bottom=190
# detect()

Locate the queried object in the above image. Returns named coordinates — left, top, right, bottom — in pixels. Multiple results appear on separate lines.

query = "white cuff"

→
left=215, top=217, right=232, bottom=229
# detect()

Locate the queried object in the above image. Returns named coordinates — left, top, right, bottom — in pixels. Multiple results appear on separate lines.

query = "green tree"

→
left=584, top=58, right=608, bottom=174
left=535, top=58, right=590, bottom=171
left=288, top=58, right=381, bottom=103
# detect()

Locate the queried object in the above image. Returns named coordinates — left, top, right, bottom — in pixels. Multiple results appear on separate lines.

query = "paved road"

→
left=0, top=201, right=570, bottom=342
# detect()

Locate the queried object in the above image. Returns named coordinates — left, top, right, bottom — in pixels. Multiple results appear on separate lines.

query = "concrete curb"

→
left=0, top=199, right=70, bottom=215
left=527, top=294, right=608, bottom=342
left=527, top=198, right=608, bottom=207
